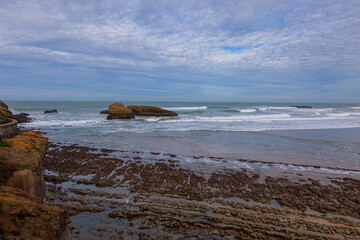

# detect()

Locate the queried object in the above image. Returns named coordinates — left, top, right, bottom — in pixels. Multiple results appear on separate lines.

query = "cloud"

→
left=0, top=0, right=359, bottom=101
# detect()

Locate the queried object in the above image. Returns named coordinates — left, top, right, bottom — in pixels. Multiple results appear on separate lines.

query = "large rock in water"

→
left=127, top=105, right=178, bottom=117
left=0, top=186, right=70, bottom=240
left=107, top=103, right=135, bottom=120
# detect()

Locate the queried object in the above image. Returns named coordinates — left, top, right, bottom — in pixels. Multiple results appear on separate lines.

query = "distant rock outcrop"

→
left=107, top=103, right=135, bottom=120
left=290, top=106, right=312, bottom=108
left=127, top=105, right=178, bottom=117
left=105, top=103, right=178, bottom=120
left=44, top=109, right=58, bottom=113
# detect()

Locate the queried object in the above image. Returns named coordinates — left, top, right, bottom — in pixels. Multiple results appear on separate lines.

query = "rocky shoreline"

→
left=1, top=100, right=360, bottom=239
left=43, top=142, right=360, bottom=239
left=0, top=131, right=70, bottom=239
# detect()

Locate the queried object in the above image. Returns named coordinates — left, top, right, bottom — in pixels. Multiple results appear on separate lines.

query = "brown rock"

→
left=5, top=169, right=46, bottom=200
left=0, top=186, right=69, bottom=240
left=0, top=100, right=32, bottom=122
left=127, top=105, right=178, bottom=117
left=100, top=110, right=109, bottom=114
left=0, top=100, right=9, bottom=109
left=0, top=106, right=13, bottom=118
left=107, top=103, right=135, bottom=120
left=13, top=112, right=33, bottom=123
left=0, top=130, right=48, bottom=183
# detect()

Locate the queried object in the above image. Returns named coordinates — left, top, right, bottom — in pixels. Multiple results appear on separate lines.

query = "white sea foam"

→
left=269, top=107, right=294, bottom=110
left=327, top=113, right=352, bottom=117
left=277, top=164, right=360, bottom=175
left=179, top=113, right=292, bottom=122
left=236, top=109, right=257, bottom=113
left=351, top=107, right=360, bottom=109
left=257, top=107, right=270, bottom=111
left=26, top=119, right=105, bottom=127
left=165, top=106, right=208, bottom=110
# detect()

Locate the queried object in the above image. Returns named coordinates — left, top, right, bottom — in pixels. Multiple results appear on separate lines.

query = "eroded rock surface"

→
left=0, top=186, right=69, bottom=240
left=0, top=130, right=48, bottom=186
left=43, top=142, right=360, bottom=239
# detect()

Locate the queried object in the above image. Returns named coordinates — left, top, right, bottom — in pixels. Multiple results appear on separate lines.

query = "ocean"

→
left=7, top=101, right=360, bottom=174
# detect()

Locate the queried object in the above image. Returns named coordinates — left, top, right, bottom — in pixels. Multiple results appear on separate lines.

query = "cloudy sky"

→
left=0, top=0, right=359, bottom=102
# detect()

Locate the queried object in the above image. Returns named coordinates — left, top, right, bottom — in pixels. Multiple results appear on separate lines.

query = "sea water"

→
left=6, top=101, right=360, bottom=171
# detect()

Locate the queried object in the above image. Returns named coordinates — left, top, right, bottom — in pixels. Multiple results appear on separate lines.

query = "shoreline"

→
left=263, top=127, right=360, bottom=144
left=43, top=141, right=360, bottom=239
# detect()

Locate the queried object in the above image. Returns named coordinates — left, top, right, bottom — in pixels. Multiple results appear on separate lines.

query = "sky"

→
left=0, top=0, right=359, bottom=102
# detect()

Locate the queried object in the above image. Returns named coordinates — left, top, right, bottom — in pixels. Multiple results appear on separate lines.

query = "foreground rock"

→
left=0, top=186, right=70, bottom=240
left=44, top=109, right=58, bottom=113
left=0, top=130, right=48, bottom=199
left=107, top=103, right=135, bottom=120
left=0, top=100, right=33, bottom=123
left=127, top=105, right=178, bottom=117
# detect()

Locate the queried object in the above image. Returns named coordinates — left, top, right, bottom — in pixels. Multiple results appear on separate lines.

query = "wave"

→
left=236, top=109, right=257, bottom=113
left=25, top=119, right=105, bottom=127
left=269, top=107, right=294, bottom=110
left=256, top=107, right=270, bottom=111
left=351, top=107, right=360, bottom=109
left=186, top=113, right=292, bottom=122
left=165, top=106, right=208, bottom=111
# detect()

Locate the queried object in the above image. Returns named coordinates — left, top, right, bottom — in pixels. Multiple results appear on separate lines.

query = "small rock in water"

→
left=44, top=109, right=58, bottom=113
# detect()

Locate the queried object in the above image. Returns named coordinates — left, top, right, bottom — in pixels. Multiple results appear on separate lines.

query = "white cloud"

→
left=0, top=0, right=359, bottom=101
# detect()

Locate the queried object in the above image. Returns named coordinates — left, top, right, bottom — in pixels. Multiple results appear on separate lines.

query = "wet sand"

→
left=264, top=127, right=360, bottom=144
left=43, top=142, right=360, bottom=239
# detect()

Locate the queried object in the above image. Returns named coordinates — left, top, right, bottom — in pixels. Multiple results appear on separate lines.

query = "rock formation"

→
left=107, top=103, right=135, bottom=120
left=290, top=106, right=312, bottom=108
left=127, top=105, right=178, bottom=117
left=104, top=103, right=178, bottom=119
left=0, top=130, right=48, bottom=199
left=44, top=109, right=58, bottom=113
left=100, top=110, right=109, bottom=114
left=0, top=127, right=70, bottom=239
left=0, top=186, right=70, bottom=240
left=0, top=100, right=32, bottom=123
